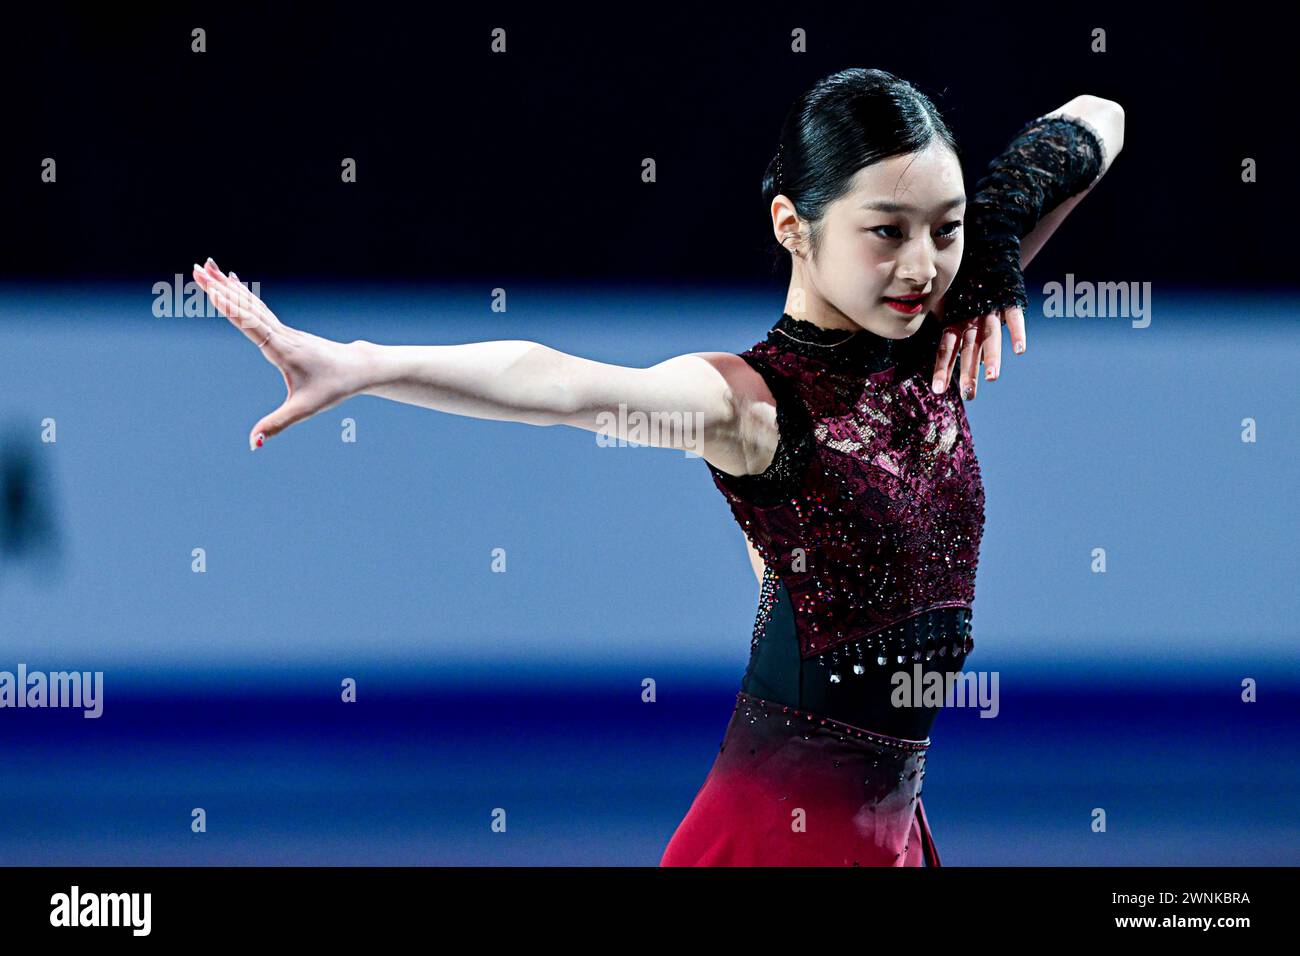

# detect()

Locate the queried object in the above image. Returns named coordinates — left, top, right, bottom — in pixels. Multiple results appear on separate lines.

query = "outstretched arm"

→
left=191, top=258, right=774, bottom=476
left=355, top=338, right=748, bottom=457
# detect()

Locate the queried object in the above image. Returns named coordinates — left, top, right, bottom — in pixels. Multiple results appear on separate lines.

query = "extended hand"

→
left=191, top=257, right=369, bottom=449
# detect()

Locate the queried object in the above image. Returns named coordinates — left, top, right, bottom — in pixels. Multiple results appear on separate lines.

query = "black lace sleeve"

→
left=1004, top=112, right=1108, bottom=210
left=705, top=354, right=815, bottom=508
left=943, top=113, right=1108, bottom=325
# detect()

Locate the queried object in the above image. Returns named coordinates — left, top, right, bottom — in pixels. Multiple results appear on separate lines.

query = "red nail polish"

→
left=256, top=435, right=264, bottom=447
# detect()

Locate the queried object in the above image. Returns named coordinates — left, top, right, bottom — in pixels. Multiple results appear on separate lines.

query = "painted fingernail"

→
left=252, top=432, right=265, bottom=450
left=1014, top=341, right=1024, bottom=354
left=963, top=386, right=973, bottom=400
left=931, top=376, right=943, bottom=394
left=985, top=365, right=996, bottom=380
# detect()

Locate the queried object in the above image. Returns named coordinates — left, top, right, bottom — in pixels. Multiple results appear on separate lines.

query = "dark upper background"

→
left=1, top=3, right=1291, bottom=287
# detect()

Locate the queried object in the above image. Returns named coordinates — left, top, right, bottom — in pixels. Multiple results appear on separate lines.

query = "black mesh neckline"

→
left=767, top=312, right=933, bottom=375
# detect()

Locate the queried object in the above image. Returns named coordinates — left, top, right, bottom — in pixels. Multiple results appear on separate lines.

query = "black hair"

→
left=762, top=68, right=960, bottom=272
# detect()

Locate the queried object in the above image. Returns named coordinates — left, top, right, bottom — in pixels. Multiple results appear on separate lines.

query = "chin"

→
left=855, top=310, right=927, bottom=340
left=889, top=308, right=932, bottom=337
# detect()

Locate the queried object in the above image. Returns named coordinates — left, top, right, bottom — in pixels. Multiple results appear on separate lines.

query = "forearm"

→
left=943, top=95, right=1118, bottom=323
left=352, top=339, right=570, bottom=427
left=1019, top=96, right=1125, bottom=269
left=1019, top=189, right=1088, bottom=271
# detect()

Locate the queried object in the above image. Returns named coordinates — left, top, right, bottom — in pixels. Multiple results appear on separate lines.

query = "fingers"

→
left=202, top=258, right=245, bottom=324
left=191, top=260, right=275, bottom=345
left=958, top=323, right=980, bottom=400
left=227, top=271, right=271, bottom=343
left=1004, top=306, right=1027, bottom=355
left=931, top=324, right=960, bottom=393
left=980, top=312, right=1002, bottom=383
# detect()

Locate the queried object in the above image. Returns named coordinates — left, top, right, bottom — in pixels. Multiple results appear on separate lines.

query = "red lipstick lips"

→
left=883, top=292, right=927, bottom=315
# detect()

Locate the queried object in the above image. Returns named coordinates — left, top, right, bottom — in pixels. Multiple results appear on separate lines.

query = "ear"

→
left=771, top=196, right=802, bottom=250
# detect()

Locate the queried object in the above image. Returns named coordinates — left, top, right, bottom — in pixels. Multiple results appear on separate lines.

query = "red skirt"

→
left=660, top=691, right=940, bottom=867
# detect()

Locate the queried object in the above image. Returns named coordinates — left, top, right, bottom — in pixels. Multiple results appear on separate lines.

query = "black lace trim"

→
left=1002, top=113, right=1108, bottom=221
left=767, top=312, right=909, bottom=374
left=1045, top=111, right=1107, bottom=189
left=705, top=352, right=815, bottom=508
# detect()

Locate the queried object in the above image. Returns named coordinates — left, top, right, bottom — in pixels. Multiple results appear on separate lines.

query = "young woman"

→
left=191, top=68, right=1123, bottom=867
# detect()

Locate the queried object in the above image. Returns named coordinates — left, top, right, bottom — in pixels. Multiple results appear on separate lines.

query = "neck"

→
left=770, top=310, right=937, bottom=376
left=782, top=277, right=858, bottom=333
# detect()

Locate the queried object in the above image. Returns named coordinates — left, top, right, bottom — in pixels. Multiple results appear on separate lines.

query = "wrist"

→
left=349, top=338, right=388, bottom=396
left=945, top=234, right=1027, bottom=323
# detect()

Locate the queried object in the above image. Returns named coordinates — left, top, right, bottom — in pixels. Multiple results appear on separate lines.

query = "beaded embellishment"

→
left=734, top=691, right=932, bottom=750
left=813, top=606, right=974, bottom=684
left=751, top=564, right=781, bottom=653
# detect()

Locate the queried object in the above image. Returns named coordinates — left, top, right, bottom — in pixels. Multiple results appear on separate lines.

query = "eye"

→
left=865, top=221, right=963, bottom=240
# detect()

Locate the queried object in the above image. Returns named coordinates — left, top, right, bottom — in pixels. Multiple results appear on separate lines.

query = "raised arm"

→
left=933, top=93, right=1125, bottom=395
left=1018, top=95, right=1126, bottom=270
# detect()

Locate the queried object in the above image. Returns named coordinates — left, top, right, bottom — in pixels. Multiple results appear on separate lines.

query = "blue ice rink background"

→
left=1, top=282, right=1297, bottom=865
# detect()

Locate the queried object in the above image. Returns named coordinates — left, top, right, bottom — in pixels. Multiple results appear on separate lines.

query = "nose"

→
left=896, top=239, right=938, bottom=288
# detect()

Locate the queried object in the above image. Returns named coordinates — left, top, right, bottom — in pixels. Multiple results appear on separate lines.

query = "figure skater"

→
left=190, top=67, right=1122, bottom=867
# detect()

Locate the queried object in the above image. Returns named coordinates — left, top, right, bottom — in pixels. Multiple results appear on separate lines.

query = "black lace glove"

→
left=942, top=114, right=1108, bottom=326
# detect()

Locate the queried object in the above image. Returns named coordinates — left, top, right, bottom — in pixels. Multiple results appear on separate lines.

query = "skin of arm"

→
left=353, top=339, right=777, bottom=478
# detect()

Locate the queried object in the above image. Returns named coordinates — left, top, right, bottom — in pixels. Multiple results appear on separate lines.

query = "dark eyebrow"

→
left=858, top=196, right=966, bottom=214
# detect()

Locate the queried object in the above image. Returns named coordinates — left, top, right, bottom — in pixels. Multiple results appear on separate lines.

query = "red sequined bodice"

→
left=707, top=312, right=985, bottom=662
